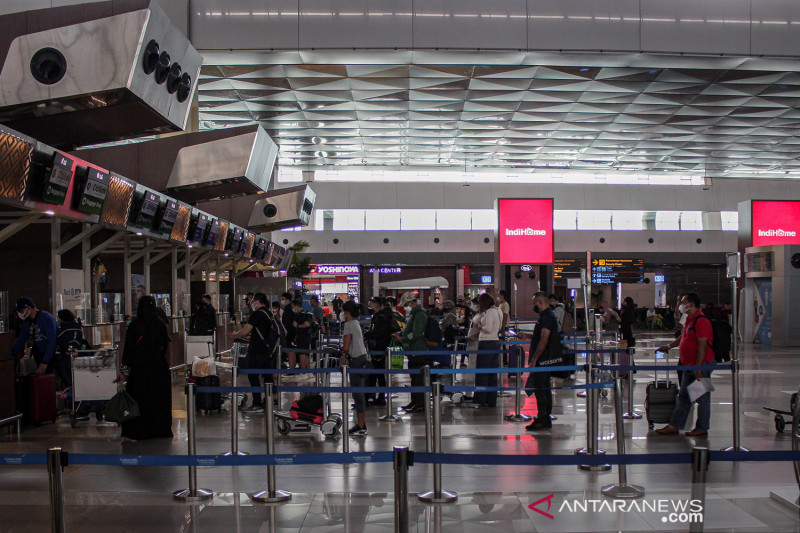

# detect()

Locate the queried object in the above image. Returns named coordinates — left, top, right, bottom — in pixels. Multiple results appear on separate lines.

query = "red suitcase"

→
left=28, top=374, right=57, bottom=424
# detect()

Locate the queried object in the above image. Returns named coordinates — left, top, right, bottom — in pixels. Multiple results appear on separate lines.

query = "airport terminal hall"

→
left=7, top=1, right=800, bottom=532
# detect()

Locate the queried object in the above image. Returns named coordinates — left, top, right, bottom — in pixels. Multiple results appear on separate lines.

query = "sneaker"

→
left=372, top=397, right=386, bottom=407
left=348, top=425, right=368, bottom=436
left=525, top=420, right=552, bottom=431
left=245, top=404, right=265, bottom=413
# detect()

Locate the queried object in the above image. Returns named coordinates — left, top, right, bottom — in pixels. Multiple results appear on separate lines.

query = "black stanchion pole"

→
left=623, top=347, right=641, bottom=420
left=381, top=348, right=401, bottom=422
left=576, top=342, right=610, bottom=472
left=174, top=382, right=213, bottom=502
left=505, top=358, right=531, bottom=422
left=342, top=365, right=350, bottom=454
left=47, top=447, right=66, bottom=533
left=253, top=383, right=291, bottom=503
left=393, top=446, right=412, bottom=533
left=223, top=365, right=246, bottom=456
left=690, top=447, right=709, bottom=533
left=419, top=382, right=458, bottom=503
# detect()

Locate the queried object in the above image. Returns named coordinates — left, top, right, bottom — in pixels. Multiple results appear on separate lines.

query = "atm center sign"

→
left=498, top=198, right=554, bottom=264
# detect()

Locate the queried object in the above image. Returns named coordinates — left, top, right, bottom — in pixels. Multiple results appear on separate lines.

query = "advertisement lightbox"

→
left=497, top=198, right=554, bottom=264
left=752, top=201, right=800, bottom=247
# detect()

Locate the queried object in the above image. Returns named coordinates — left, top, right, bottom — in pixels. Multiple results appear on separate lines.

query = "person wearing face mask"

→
left=11, top=297, right=62, bottom=382
left=341, top=300, right=371, bottom=435
left=392, top=298, right=428, bottom=412
left=280, top=292, right=297, bottom=372
left=549, top=294, right=565, bottom=330
left=620, top=297, right=637, bottom=347
left=467, top=293, right=503, bottom=408
left=653, top=293, right=714, bottom=437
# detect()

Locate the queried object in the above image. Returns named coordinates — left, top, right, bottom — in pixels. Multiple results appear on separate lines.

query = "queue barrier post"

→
left=252, top=383, right=291, bottom=503
left=341, top=365, right=350, bottom=454
left=576, top=341, right=611, bottom=472
left=422, top=366, right=432, bottom=453
left=689, top=447, right=709, bottom=533
left=222, top=365, right=246, bottom=456
left=419, top=382, right=458, bottom=503
left=393, top=446, right=412, bottom=533
left=174, top=383, right=214, bottom=502
left=622, top=347, right=642, bottom=420
left=48, top=447, right=67, bottom=533
left=602, top=376, right=645, bottom=499
left=381, top=348, right=401, bottom=422
left=505, top=359, right=531, bottom=423
left=723, top=277, right=748, bottom=453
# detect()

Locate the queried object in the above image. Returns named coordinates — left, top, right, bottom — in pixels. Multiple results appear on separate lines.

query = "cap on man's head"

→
left=15, top=297, right=34, bottom=312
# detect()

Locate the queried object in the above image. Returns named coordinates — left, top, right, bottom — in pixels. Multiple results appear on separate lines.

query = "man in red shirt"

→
left=653, top=293, right=714, bottom=437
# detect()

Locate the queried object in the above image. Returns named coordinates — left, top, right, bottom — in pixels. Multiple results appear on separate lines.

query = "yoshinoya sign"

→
left=310, top=264, right=360, bottom=275
left=497, top=198, right=554, bottom=264
left=752, top=201, right=800, bottom=247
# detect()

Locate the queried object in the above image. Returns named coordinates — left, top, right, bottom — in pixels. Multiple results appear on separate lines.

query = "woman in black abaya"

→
left=120, top=295, right=173, bottom=440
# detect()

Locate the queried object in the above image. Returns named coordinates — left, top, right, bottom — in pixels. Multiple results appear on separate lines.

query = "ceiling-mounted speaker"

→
left=528, top=272, right=536, bottom=279
left=248, top=184, right=316, bottom=231
left=791, top=253, right=800, bottom=269
left=514, top=271, right=522, bottom=279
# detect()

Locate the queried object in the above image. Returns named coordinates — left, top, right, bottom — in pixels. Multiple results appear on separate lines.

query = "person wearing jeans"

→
left=469, top=293, right=503, bottom=407
left=654, top=292, right=715, bottom=437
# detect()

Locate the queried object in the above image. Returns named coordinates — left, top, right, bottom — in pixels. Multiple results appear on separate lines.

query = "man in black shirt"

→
left=201, top=294, right=216, bottom=334
left=290, top=299, right=313, bottom=380
left=280, top=292, right=297, bottom=372
left=519, top=291, right=558, bottom=430
left=229, top=293, right=277, bottom=412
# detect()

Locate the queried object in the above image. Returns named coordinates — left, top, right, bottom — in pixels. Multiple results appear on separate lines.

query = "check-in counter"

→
left=167, top=317, right=186, bottom=368
left=82, top=323, right=122, bottom=348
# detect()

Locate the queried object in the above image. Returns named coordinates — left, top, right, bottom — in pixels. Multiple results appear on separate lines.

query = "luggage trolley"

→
left=274, top=347, right=342, bottom=438
left=764, top=390, right=799, bottom=433
left=69, top=346, right=119, bottom=427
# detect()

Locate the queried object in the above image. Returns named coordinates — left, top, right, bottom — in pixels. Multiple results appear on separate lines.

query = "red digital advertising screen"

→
left=752, top=201, right=800, bottom=247
left=498, top=198, right=554, bottom=264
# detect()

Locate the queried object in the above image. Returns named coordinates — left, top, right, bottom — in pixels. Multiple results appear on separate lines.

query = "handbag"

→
left=103, top=389, right=141, bottom=425
left=18, top=355, right=37, bottom=375
left=534, top=332, right=572, bottom=379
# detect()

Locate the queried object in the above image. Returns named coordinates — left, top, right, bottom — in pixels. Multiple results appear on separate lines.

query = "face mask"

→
left=281, top=300, right=288, bottom=308
left=339, top=312, right=346, bottom=321
left=250, top=303, right=257, bottom=312
left=533, top=305, right=541, bottom=314
left=679, top=304, right=688, bottom=315
left=471, top=305, right=478, bottom=312
left=17, top=310, right=29, bottom=320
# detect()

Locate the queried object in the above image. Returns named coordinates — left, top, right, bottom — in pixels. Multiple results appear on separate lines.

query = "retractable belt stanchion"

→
left=623, top=347, right=641, bottom=420
left=174, top=383, right=213, bottom=502
left=602, top=375, right=645, bottom=499
left=419, top=382, right=458, bottom=503
left=48, top=447, right=66, bottom=533
left=253, top=383, right=292, bottom=503
left=223, top=364, right=246, bottom=456
left=381, top=348, right=401, bottom=422
left=341, top=365, right=350, bottom=454
left=394, top=446, right=412, bottom=533
left=275, top=346, right=283, bottom=405
left=505, top=357, right=531, bottom=422
left=422, top=366, right=432, bottom=452
left=689, top=447, right=709, bottom=533
left=576, top=341, right=611, bottom=472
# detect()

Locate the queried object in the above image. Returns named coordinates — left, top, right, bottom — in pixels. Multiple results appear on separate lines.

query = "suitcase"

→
left=645, top=350, right=678, bottom=428
left=23, top=374, right=58, bottom=425
left=195, top=375, right=223, bottom=413
left=290, top=396, right=324, bottom=424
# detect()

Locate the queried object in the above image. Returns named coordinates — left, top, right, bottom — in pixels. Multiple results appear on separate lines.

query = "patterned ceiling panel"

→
left=197, top=54, right=800, bottom=177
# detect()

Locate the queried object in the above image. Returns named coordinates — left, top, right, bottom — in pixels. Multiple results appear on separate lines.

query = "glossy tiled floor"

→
left=3, top=333, right=800, bottom=532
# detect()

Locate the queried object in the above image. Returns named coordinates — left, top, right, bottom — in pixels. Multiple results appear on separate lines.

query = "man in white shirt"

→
left=497, top=290, right=510, bottom=332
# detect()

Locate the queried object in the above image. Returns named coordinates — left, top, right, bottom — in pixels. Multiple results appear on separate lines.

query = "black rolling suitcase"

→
left=645, top=349, right=678, bottom=428
left=195, top=375, right=223, bottom=413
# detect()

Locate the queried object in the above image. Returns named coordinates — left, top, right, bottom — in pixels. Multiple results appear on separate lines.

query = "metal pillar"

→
left=174, top=383, right=213, bottom=502
left=50, top=219, right=62, bottom=313
left=505, top=360, right=531, bottom=422
left=422, top=366, right=432, bottom=452
left=47, top=447, right=66, bottom=533
left=393, top=446, right=412, bottom=533
left=253, top=383, right=292, bottom=503
left=602, top=376, right=645, bottom=498
left=82, top=224, right=93, bottom=322
left=575, top=340, right=610, bottom=471
left=123, top=236, right=132, bottom=316
left=724, top=276, right=747, bottom=452
left=143, top=238, right=151, bottom=296
left=171, top=247, right=179, bottom=318
left=418, top=383, right=458, bottom=503
left=380, top=348, right=401, bottom=422
left=223, top=365, right=246, bottom=456
left=689, top=447, right=709, bottom=533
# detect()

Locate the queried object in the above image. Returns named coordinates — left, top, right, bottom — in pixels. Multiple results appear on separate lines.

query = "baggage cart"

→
left=69, top=346, right=119, bottom=427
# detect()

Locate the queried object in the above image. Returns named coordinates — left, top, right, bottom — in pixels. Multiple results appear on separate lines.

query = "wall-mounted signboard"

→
left=591, top=258, right=644, bottom=284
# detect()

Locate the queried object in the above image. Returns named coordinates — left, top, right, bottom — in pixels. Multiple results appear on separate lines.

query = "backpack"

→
left=690, top=315, right=732, bottom=362
left=391, top=310, right=405, bottom=333
left=561, top=309, right=574, bottom=335
left=424, top=314, right=443, bottom=348
left=253, top=309, right=283, bottom=357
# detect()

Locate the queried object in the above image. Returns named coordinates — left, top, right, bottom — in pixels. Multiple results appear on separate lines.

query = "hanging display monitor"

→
left=133, top=190, right=160, bottom=230
left=74, top=167, right=109, bottom=216
left=590, top=258, right=645, bottom=284
left=189, top=212, right=209, bottom=243
left=752, top=201, right=800, bottom=247
left=205, top=218, right=221, bottom=248
left=497, top=198, right=553, bottom=264
left=157, top=199, right=179, bottom=236
left=553, top=259, right=586, bottom=280
left=41, top=152, right=73, bottom=206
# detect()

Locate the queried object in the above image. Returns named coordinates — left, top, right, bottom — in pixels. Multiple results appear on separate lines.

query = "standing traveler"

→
left=653, top=293, right=714, bottom=437
left=497, top=290, right=510, bottom=334
left=549, top=294, right=565, bottom=330
left=518, top=292, right=558, bottom=430
left=310, top=295, right=326, bottom=336
left=620, top=296, right=637, bottom=347
left=341, top=301, right=370, bottom=436
left=290, top=299, right=313, bottom=381
left=120, top=295, right=173, bottom=440
left=280, top=292, right=298, bottom=372
left=229, top=293, right=279, bottom=412
left=468, top=293, right=503, bottom=407
left=393, top=298, right=428, bottom=413
left=11, top=297, right=65, bottom=384
left=364, top=296, right=393, bottom=406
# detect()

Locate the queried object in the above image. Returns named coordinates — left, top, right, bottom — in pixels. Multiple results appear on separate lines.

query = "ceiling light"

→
left=136, top=232, right=143, bottom=236
left=44, top=210, right=55, bottom=216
